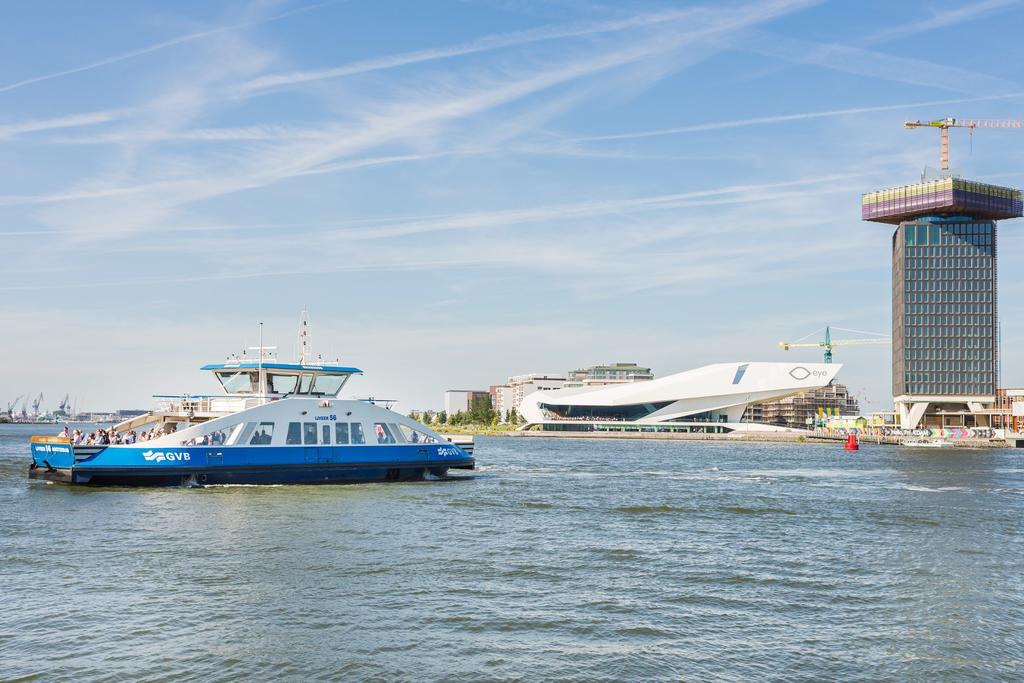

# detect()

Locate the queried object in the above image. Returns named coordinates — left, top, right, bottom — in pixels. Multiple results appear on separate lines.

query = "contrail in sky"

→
left=571, top=93, right=1024, bottom=142
left=0, top=0, right=343, bottom=95
left=234, top=7, right=704, bottom=93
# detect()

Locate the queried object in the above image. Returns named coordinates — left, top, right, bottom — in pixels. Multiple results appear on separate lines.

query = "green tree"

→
left=408, top=410, right=420, bottom=422
left=420, top=410, right=433, bottom=426
left=437, top=410, right=448, bottom=425
left=468, top=395, right=495, bottom=424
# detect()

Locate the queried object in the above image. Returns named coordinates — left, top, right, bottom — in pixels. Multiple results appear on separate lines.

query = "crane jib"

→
left=905, top=116, right=1023, bottom=171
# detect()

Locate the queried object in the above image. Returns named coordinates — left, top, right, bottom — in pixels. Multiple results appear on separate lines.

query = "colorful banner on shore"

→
left=817, top=425, right=996, bottom=440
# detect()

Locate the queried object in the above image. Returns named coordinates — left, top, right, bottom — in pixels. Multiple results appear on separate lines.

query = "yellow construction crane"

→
left=905, top=117, right=1022, bottom=171
left=779, top=326, right=890, bottom=364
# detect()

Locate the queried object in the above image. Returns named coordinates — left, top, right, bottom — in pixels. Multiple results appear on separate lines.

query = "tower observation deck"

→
left=862, top=177, right=1022, bottom=224
left=862, top=176, right=1022, bottom=429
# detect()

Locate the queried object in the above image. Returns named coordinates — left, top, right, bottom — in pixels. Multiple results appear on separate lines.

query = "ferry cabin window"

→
left=397, top=423, right=437, bottom=444
left=216, top=371, right=255, bottom=394
left=286, top=422, right=302, bottom=445
left=389, top=423, right=406, bottom=443
left=236, top=422, right=257, bottom=445
left=335, top=423, right=349, bottom=444
left=322, top=425, right=331, bottom=445
left=312, top=374, right=347, bottom=396
left=207, top=422, right=241, bottom=445
left=350, top=423, right=366, bottom=445
left=299, top=374, right=313, bottom=394
left=184, top=422, right=242, bottom=446
left=375, top=423, right=397, bottom=444
left=247, top=422, right=274, bottom=445
left=303, top=422, right=318, bottom=445
left=269, top=374, right=298, bottom=394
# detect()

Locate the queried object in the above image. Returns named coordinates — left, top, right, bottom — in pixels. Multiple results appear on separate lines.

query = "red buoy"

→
left=844, top=434, right=859, bottom=451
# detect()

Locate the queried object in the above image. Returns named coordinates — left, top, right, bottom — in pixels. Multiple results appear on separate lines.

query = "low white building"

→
left=518, top=362, right=842, bottom=433
left=492, top=385, right=513, bottom=417
left=444, top=389, right=489, bottom=416
left=507, top=374, right=566, bottom=417
left=564, top=362, right=654, bottom=388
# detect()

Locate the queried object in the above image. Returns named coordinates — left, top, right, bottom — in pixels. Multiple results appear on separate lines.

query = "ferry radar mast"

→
left=246, top=322, right=278, bottom=399
left=297, top=307, right=312, bottom=365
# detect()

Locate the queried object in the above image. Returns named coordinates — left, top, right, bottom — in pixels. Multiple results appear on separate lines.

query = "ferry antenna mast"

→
left=298, top=307, right=311, bottom=364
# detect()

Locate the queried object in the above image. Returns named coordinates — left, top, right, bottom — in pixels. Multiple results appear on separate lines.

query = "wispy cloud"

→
left=569, top=93, right=1024, bottom=142
left=0, top=110, right=123, bottom=139
left=0, top=1, right=341, bottom=95
left=740, top=31, right=1019, bottom=95
left=12, top=0, right=818, bottom=237
left=46, top=124, right=326, bottom=145
left=865, top=0, right=1020, bottom=44
left=307, top=171, right=869, bottom=243
left=0, top=166, right=864, bottom=242
left=0, top=179, right=877, bottom=296
left=0, top=208, right=862, bottom=294
left=234, top=6, right=705, bottom=94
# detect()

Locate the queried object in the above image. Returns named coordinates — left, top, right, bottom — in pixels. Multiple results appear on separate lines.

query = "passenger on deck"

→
left=58, top=426, right=70, bottom=439
left=72, top=429, right=83, bottom=445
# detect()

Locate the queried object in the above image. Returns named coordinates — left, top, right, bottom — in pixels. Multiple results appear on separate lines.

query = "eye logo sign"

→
left=141, top=450, right=191, bottom=462
left=789, top=366, right=811, bottom=380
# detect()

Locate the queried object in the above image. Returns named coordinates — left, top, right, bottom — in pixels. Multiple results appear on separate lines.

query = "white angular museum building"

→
left=518, top=362, right=842, bottom=433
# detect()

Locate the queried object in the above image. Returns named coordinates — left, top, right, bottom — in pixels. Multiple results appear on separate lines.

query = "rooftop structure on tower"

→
left=862, top=177, right=1022, bottom=224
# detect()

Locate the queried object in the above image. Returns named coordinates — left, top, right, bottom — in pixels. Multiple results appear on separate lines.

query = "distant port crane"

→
left=53, top=394, right=72, bottom=418
left=779, top=326, right=891, bottom=364
left=31, top=393, right=43, bottom=416
left=6, top=394, right=24, bottom=418
left=904, top=117, right=1022, bottom=172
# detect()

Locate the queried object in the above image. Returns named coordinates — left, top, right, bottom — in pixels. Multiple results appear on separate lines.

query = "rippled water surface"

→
left=2, top=424, right=1023, bottom=681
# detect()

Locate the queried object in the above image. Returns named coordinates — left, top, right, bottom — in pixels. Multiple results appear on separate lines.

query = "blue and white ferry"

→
left=29, top=349, right=474, bottom=487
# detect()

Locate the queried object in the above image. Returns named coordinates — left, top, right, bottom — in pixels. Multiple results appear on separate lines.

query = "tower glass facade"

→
left=892, top=217, right=997, bottom=398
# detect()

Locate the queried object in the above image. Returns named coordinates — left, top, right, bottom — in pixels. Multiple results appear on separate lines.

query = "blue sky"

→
left=2, top=0, right=1023, bottom=413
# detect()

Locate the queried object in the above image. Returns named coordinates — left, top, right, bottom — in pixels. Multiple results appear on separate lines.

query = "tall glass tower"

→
left=863, top=178, right=1021, bottom=428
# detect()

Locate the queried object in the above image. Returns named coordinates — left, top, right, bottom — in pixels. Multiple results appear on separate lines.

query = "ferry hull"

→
left=29, top=461, right=473, bottom=486
left=29, top=440, right=474, bottom=487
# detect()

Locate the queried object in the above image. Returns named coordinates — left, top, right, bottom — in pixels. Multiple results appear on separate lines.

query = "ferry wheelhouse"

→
left=29, top=354, right=473, bottom=486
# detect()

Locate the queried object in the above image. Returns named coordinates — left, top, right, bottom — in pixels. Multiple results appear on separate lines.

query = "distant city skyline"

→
left=2, top=0, right=1023, bottom=413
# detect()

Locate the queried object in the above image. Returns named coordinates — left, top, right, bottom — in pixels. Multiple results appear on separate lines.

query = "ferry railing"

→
left=152, top=395, right=270, bottom=415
